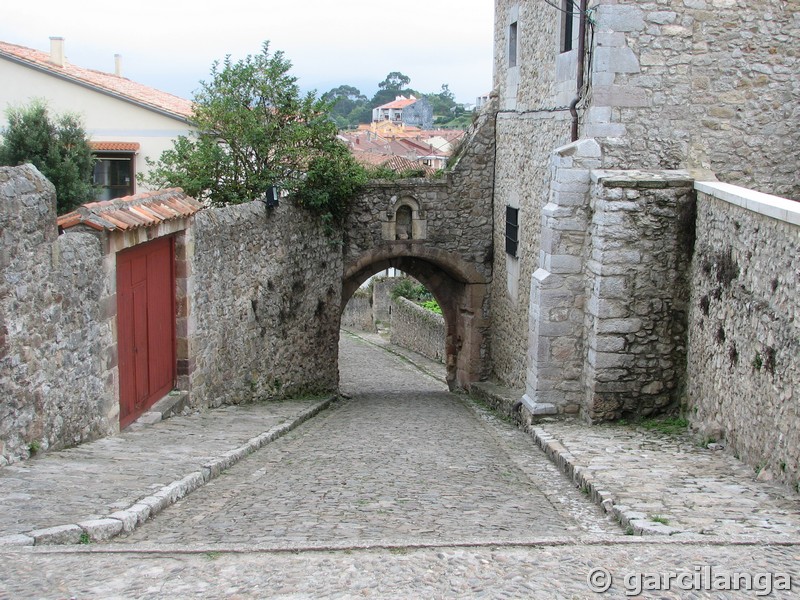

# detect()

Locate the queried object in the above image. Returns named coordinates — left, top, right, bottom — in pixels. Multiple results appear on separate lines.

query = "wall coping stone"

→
left=695, top=181, right=800, bottom=227
left=591, top=169, right=693, bottom=188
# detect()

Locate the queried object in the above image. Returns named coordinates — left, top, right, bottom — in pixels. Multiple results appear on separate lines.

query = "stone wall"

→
left=188, top=201, right=342, bottom=407
left=491, top=0, right=579, bottom=387
left=0, top=166, right=115, bottom=465
left=340, top=290, right=374, bottom=332
left=685, top=182, right=799, bottom=486
left=390, top=297, right=446, bottom=364
left=584, top=0, right=800, bottom=199
left=582, top=170, right=695, bottom=421
left=0, top=165, right=344, bottom=465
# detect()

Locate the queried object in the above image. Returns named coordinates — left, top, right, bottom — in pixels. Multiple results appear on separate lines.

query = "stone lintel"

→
left=591, top=169, right=693, bottom=188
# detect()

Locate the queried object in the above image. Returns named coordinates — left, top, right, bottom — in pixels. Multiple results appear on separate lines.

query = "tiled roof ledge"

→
left=58, top=188, right=204, bottom=232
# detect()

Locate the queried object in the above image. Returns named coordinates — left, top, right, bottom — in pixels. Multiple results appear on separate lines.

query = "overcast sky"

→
left=1, top=1, right=495, bottom=105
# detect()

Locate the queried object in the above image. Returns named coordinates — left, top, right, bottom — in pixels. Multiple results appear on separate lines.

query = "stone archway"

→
left=342, top=243, right=490, bottom=390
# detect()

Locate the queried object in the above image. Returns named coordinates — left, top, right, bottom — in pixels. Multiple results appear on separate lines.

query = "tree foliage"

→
left=144, top=42, right=366, bottom=230
left=0, top=100, right=94, bottom=214
left=322, top=85, right=370, bottom=129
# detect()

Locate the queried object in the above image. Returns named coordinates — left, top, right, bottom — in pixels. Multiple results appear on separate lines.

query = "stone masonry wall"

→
left=188, top=200, right=342, bottom=407
left=686, top=183, right=799, bottom=486
left=585, top=0, right=800, bottom=199
left=583, top=170, right=695, bottom=421
left=390, top=297, right=446, bottom=364
left=491, top=0, right=578, bottom=387
left=0, top=166, right=115, bottom=465
left=340, top=290, right=374, bottom=332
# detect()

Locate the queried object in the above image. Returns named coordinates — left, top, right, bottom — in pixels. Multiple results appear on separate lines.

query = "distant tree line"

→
left=322, top=72, right=471, bottom=130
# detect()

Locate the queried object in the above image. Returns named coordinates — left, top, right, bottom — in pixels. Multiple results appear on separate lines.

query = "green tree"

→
left=0, top=101, right=94, bottom=214
left=321, top=85, right=370, bottom=129
left=370, top=71, right=418, bottom=109
left=144, top=42, right=367, bottom=229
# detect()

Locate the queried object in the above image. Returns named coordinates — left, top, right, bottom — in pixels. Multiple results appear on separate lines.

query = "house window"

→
left=93, top=153, right=135, bottom=200
left=505, top=206, right=519, bottom=257
left=508, top=21, right=518, bottom=67
left=561, top=0, right=575, bottom=53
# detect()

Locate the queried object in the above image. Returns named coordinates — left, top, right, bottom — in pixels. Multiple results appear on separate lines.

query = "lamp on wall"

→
left=263, top=186, right=279, bottom=208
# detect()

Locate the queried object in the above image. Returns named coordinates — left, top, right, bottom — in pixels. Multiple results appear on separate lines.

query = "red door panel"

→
left=117, top=237, right=176, bottom=428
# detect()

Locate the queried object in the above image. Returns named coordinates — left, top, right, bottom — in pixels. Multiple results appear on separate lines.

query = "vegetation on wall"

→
left=0, top=100, right=94, bottom=214
left=143, top=41, right=367, bottom=231
left=390, top=277, right=442, bottom=314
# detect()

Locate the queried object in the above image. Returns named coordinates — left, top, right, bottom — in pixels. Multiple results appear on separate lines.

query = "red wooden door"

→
left=117, top=236, right=176, bottom=428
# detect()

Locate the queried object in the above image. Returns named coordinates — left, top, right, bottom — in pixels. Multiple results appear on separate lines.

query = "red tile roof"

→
left=89, top=141, right=141, bottom=152
left=57, top=188, right=204, bottom=232
left=0, top=40, right=194, bottom=121
left=376, top=96, right=418, bottom=110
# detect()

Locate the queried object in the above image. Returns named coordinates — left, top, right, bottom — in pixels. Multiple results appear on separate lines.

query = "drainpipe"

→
left=569, top=0, right=589, bottom=142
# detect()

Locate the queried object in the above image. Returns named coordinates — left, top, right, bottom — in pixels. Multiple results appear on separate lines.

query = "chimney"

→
left=49, top=36, right=65, bottom=67
left=114, top=54, right=122, bottom=76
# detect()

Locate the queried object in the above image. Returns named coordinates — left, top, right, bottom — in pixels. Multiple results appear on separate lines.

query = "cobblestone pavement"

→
left=531, top=420, right=800, bottom=538
left=1, top=332, right=799, bottom=598
left=1, top=539, right=798, bottom=598
left=0, top=398, right=332, bottom=543
left=109, top=331, right=617, bottom=547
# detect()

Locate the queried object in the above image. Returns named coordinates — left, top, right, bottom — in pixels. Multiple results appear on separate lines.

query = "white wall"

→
left=0, top=59, right=196, bottom=193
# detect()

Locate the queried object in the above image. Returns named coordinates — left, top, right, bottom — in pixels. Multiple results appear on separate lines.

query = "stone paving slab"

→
left=530, top=419, right=800, bottom=539
left=0, top=397, right=334, bottom=545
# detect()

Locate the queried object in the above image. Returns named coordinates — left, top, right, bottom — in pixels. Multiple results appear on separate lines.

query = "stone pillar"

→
left=583, top=170, right=694, bottom=421
left=521, top=139, right=601, bottom=416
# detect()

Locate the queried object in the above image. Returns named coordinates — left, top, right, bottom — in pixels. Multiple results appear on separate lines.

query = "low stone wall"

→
left=390, top=297, right=445, bottom=363
left=340, top=290, right=374, bottom=332
left=0, top=166, right=115, bottom=465
left=188, top=201, right=342, bottom=407
left=686, top=182, right=799, bottom=486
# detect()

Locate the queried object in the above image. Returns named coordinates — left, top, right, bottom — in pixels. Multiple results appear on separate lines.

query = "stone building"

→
left=487, top=0, right=799, bottom=483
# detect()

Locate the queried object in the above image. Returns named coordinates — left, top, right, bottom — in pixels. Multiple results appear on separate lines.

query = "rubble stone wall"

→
left=340, top=291, right=374, bottom=332
left=686, top=183, right=800, bottom=486
left=390, top=297, right=446, bottom=364
left=583, top=170, right=695, bottom=421
left=0, top=165, right=115, bottom=465
left=188, top=201, right=342, bottom=407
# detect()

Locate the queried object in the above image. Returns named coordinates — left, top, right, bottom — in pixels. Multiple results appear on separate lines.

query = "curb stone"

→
left=2, top=396, right=336, bottom=547
left=529, top=426, right=684, bottom=536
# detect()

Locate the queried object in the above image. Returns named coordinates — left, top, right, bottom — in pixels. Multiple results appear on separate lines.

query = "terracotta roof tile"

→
left=376, top=96, right=418, bottom=110
left=57, top=188, right=204, bottom=232
left=0, top=40, right=194, bottom=121
left=89, top=141, right=141, bottom=152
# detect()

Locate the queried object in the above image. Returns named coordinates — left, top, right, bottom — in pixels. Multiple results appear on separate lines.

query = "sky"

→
left=1, top=1, right=496, bottom=106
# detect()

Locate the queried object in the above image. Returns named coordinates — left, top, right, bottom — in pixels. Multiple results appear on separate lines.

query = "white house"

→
left=0, top=37, right=195, bottom=200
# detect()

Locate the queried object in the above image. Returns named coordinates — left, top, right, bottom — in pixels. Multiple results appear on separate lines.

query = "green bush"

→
left=0, top=100, right=94, bottom=214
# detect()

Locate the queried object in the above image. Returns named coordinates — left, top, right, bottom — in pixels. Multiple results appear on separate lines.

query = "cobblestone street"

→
left=1, top=333, right=799, bottom=598
left=110, top=331, right=617, bottom=548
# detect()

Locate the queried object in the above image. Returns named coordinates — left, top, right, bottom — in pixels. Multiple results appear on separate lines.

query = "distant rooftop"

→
left=0, top=38, right=194, bottom=122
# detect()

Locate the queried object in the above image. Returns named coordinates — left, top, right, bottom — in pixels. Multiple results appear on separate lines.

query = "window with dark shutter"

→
left=505, top=206, right=519, bottom=257
left=561, top=0, right=575, bottom=53
left=508, top=21, right=518, bottom=67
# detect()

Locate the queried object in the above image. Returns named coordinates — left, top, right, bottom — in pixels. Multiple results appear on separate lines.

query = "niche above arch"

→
left=382, top=194, right=427, bottom=241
